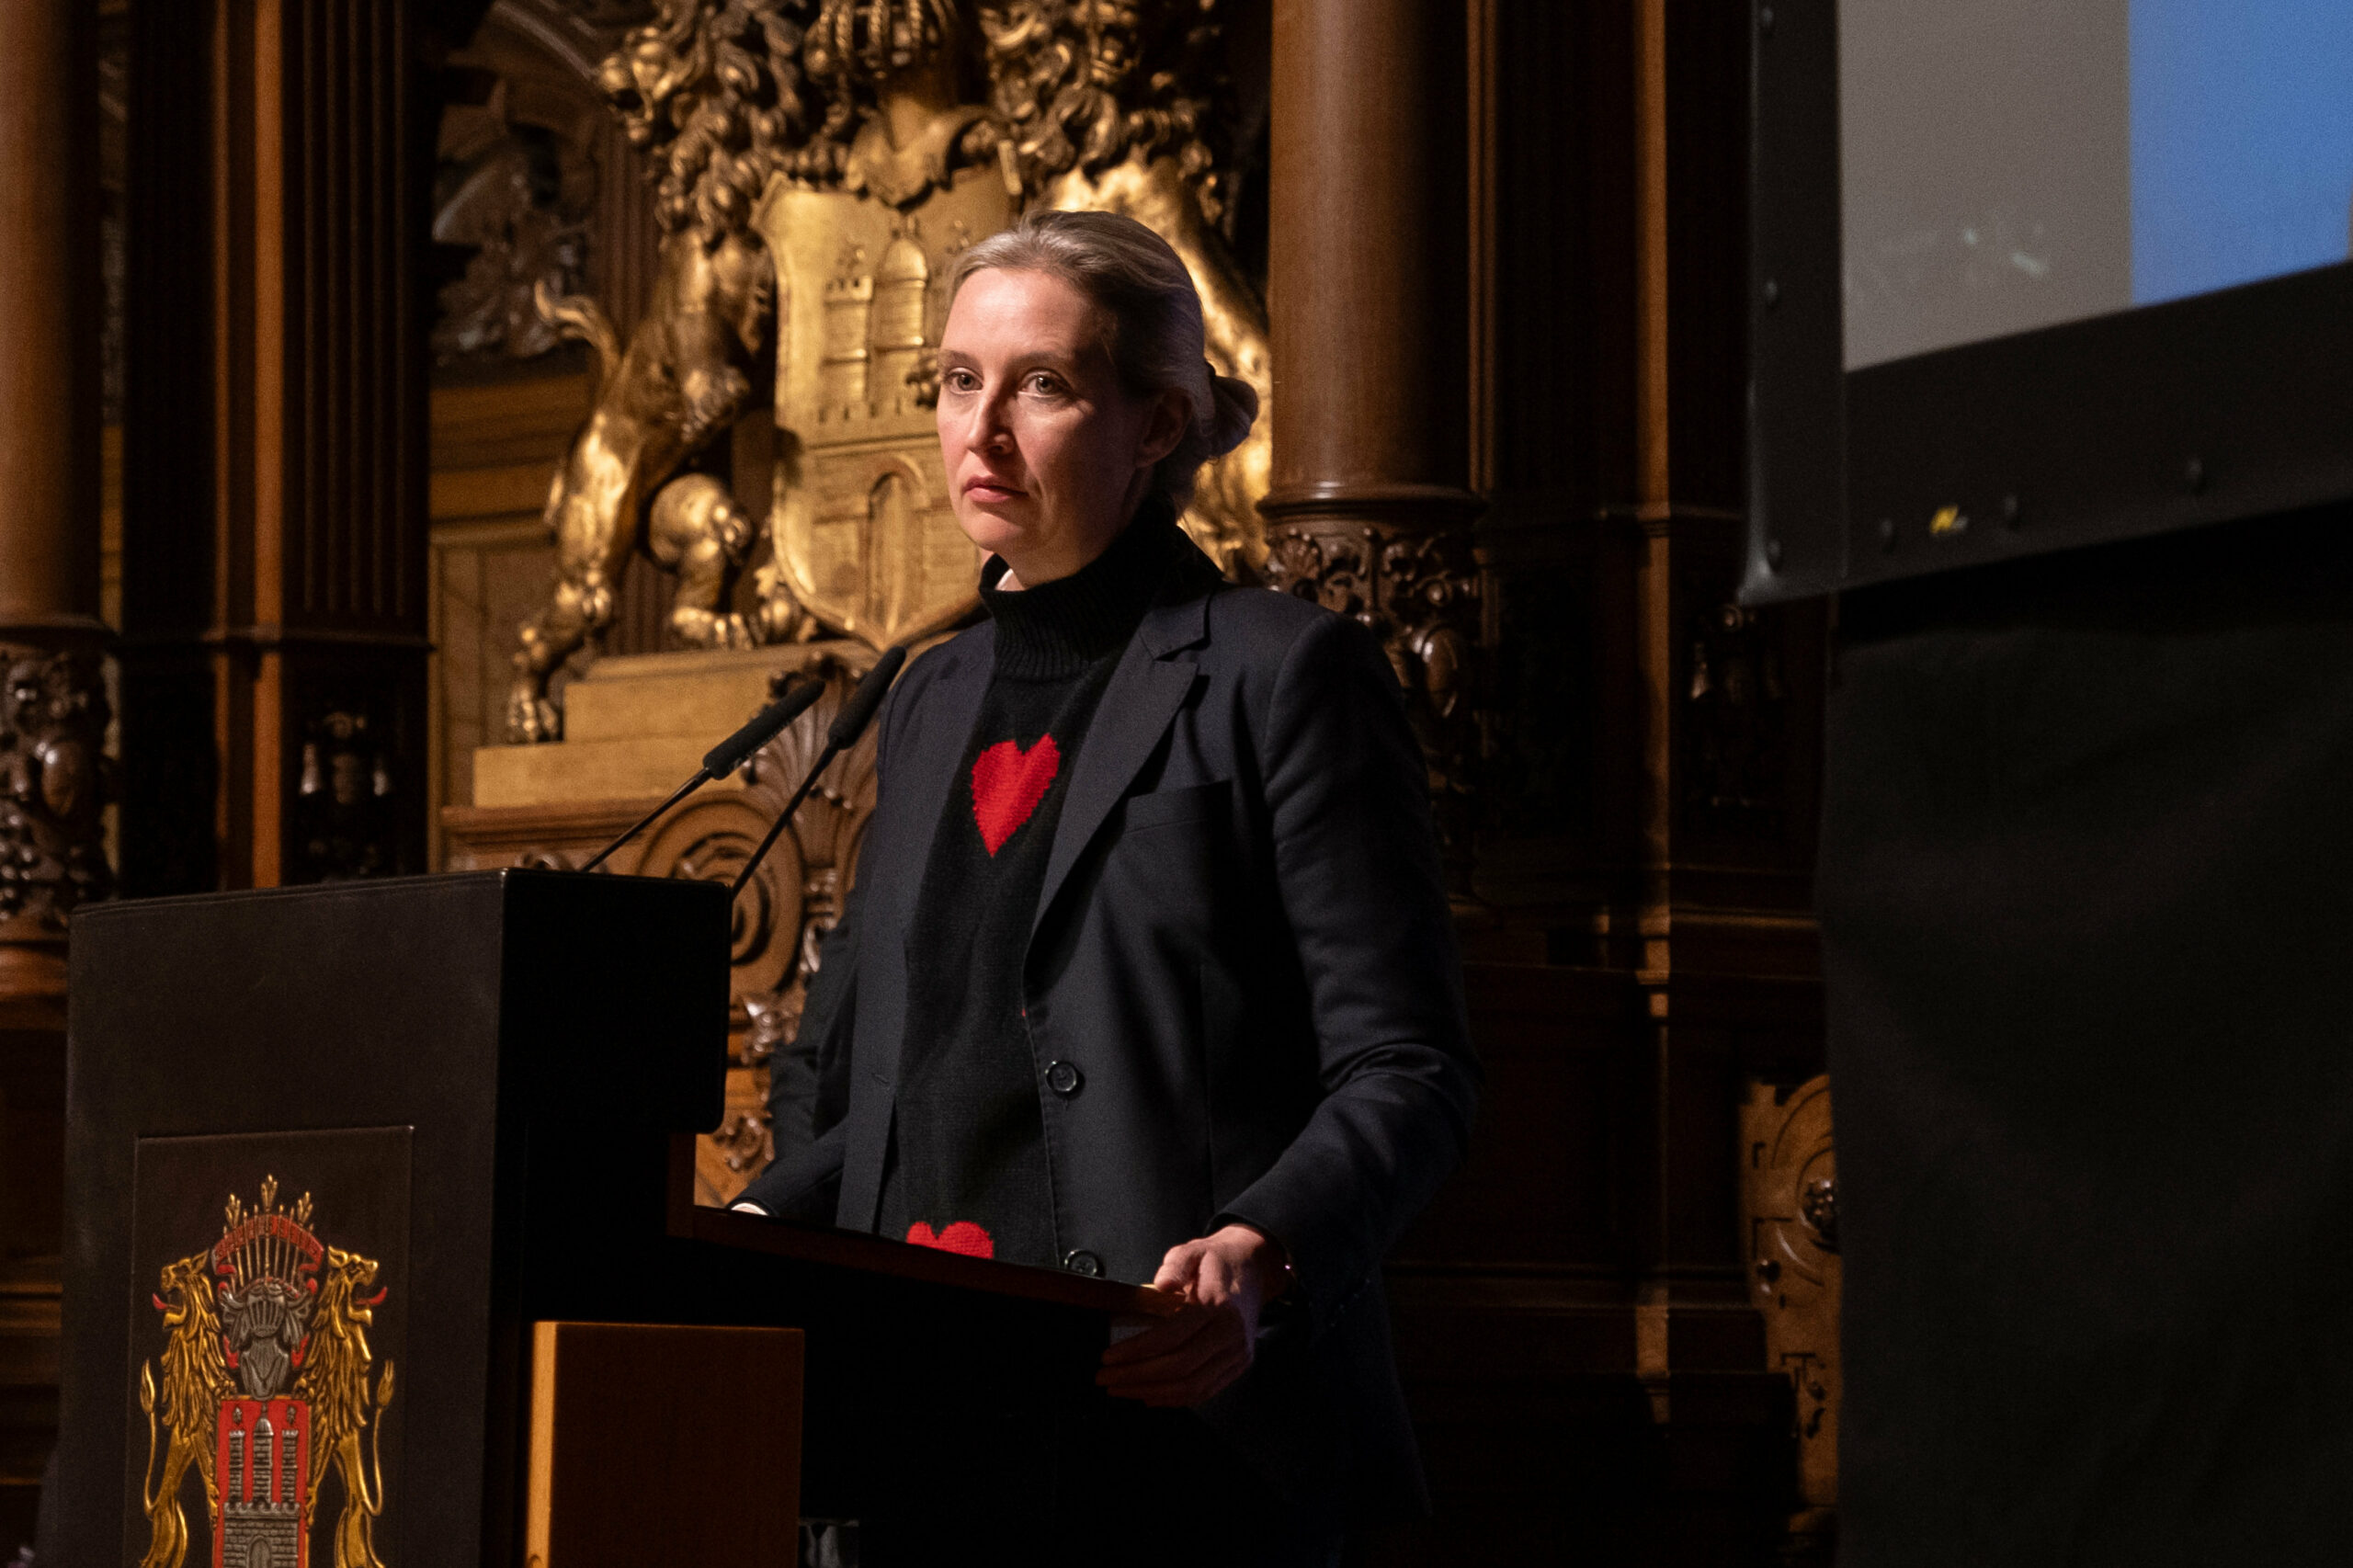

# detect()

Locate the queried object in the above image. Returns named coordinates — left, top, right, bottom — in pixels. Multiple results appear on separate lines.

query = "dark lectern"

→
left=57, top=871, right=1161, bottom=1566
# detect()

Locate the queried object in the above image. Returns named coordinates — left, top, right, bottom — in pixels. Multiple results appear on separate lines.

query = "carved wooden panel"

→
left=1743, top=1073, right=1840, bottom=1555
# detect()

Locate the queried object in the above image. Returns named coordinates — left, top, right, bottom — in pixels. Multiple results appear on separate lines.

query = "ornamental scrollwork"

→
left=0, top=648, right=114, bottom=930
left=1263, top=525, right=1483, bottom=849
left=1742, top=1074, right=1840, bottom=1545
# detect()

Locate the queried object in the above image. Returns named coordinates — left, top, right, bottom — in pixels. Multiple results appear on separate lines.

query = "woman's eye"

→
left=944, top=369, right=979, bottom=392
left=1025, top=372, right=1063, bottom=395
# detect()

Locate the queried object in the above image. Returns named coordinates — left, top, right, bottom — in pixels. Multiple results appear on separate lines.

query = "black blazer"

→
left=740, top=541, right=1479, bottom=1517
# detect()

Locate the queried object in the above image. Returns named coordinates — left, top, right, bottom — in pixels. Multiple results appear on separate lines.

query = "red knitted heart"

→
left=905, top=1221, right=995, bottom=1258
left=970, top=734, right=1061, bottom=855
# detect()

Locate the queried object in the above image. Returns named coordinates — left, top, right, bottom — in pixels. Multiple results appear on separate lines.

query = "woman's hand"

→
left=1096, top=1223, right=1290, bottom=1407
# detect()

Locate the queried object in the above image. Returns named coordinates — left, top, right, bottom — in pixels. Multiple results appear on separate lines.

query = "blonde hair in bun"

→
left=949, top=210, right=1261, bottom=509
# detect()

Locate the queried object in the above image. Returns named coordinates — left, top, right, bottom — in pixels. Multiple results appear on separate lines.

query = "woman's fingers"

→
left=1118, top=1228, right=1280, bottom=1404
left=1152, top=1243, right=1205, bottom=1296
left=1099, top=1305, right=1215, bottom=1368
left=1188, top=1248, right=1244, bottom=1306
left=1100, top=1326, right=1229, bottom=1385
left=1099, top=1339, right=1253, bottom=1407
left=1097, top=1301, right=1252, bottom=1405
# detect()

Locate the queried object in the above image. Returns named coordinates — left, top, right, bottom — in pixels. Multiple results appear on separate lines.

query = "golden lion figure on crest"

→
left=137, top=1256, right=227, bottom=1568
left=506, top=0, right=1272, bottom=741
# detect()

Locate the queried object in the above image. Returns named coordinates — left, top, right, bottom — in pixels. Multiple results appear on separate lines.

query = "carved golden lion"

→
left=509, top=234, right=779, bottom=742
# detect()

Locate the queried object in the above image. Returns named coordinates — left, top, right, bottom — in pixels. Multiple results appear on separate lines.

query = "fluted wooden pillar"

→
left=121, top=0, right=442, bottom=896
left=1261, top=0, right=1481, bottom=876
left=0, top=0, right=108, bottom=1017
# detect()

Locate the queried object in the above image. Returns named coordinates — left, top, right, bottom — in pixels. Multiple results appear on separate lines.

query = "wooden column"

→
left=0, top=0, right=103, bottom=1543
left=1364, top=3, right=1831, bottom=1562
left=0, top=0, right=108, bottom=1017
left=121, top=0, right=448, bottom=895
left=1261, top=0, right=1481, bottom=876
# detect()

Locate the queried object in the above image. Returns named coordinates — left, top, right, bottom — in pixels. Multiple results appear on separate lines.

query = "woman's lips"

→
left=964, top=476, right=1026, bottom=501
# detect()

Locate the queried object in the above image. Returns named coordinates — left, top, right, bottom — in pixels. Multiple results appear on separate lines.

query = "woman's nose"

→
left=967, top=392, right=1014, bottom=453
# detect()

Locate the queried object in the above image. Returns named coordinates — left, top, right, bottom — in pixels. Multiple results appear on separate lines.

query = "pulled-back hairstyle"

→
left=947, top=210, right=1258, bottom=510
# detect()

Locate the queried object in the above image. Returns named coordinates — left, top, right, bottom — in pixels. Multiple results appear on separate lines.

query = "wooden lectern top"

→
left=665, top=1134, right=1182, bottom=1319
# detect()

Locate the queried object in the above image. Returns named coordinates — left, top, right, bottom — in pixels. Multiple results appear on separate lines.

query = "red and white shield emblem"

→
left=212, top=1397, right=312, bottom=1568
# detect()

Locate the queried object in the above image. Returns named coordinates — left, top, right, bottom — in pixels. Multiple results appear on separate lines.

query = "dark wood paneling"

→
left=1400, top=4, right=1828, bottom=1560
left=123, top=0, right=436, bottom=892
left=283, top=0, right=426, bottom=634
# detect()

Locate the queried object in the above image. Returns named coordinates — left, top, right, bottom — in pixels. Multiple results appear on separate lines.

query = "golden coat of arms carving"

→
left=135, top=1176, right=395, bottom=1568
left=755, top=162, right=1015, bottom=646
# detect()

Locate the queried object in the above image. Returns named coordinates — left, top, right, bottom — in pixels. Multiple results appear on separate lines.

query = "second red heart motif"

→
left=905, top=1221, right=995, bottom=1258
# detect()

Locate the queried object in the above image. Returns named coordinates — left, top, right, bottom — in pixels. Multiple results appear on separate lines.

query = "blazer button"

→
left=1063, top=1249, right=1103, bottom=1278
left=1044, top=1060, right=1084, bottom=1096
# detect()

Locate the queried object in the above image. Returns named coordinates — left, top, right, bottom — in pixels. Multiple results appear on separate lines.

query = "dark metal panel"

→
left=1840, top=262, right=2353, bottom=589
left=1745, top=0, right=1847, bottom=603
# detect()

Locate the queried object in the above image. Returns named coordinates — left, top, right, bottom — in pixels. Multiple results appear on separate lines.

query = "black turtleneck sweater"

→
left=876, top=503, right=1178, bottom=1267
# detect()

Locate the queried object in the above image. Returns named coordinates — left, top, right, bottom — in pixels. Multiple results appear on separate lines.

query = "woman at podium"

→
left=738, top=210, right=1479, bottom=1563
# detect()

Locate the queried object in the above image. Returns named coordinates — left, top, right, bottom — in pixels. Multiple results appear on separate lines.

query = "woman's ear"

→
left=1137, top=387, right=1190, bottom=470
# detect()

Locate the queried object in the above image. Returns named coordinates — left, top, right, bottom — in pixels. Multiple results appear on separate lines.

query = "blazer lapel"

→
left=1030, top=593, right=1208, bottom=939
left=883, top=632, right=989, bottom=953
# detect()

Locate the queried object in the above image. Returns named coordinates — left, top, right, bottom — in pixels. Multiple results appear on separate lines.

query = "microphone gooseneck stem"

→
left=574, top=676, right=824, bottom=876
left=579, top=767, right=710, bottom=873
left=728, top=647, right=905, bottom=902
left=729, top=745, right=839, bottom=900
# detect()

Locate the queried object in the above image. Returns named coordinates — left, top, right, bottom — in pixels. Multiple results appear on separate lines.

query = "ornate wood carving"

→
left=1744, top=1074, right=1840, bottom=1558
left=431, top=74, right=597, bottom=365
left=1682, top=598, right=1790, bottom=841
left=288, top=707, right=405, bottom=881
left=1262, top=506, right=1483, bottom=864
left=0, top=650, right=114, bottom=934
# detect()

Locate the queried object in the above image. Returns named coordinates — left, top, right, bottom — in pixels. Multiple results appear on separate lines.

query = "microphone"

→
left=731, top=645, right=908, bottom=900
left=577, top=677, right=824, bottom=873
left=704, top=680, right=824, bottom=777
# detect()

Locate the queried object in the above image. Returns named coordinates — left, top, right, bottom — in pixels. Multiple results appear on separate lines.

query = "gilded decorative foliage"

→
left=600, top=0, right=831, bottom=235
left=978, top=1, right=1235, bottom=223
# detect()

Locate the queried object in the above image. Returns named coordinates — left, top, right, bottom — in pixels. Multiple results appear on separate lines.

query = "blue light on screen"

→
left=2131, top=0, right=2353, bottom=306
